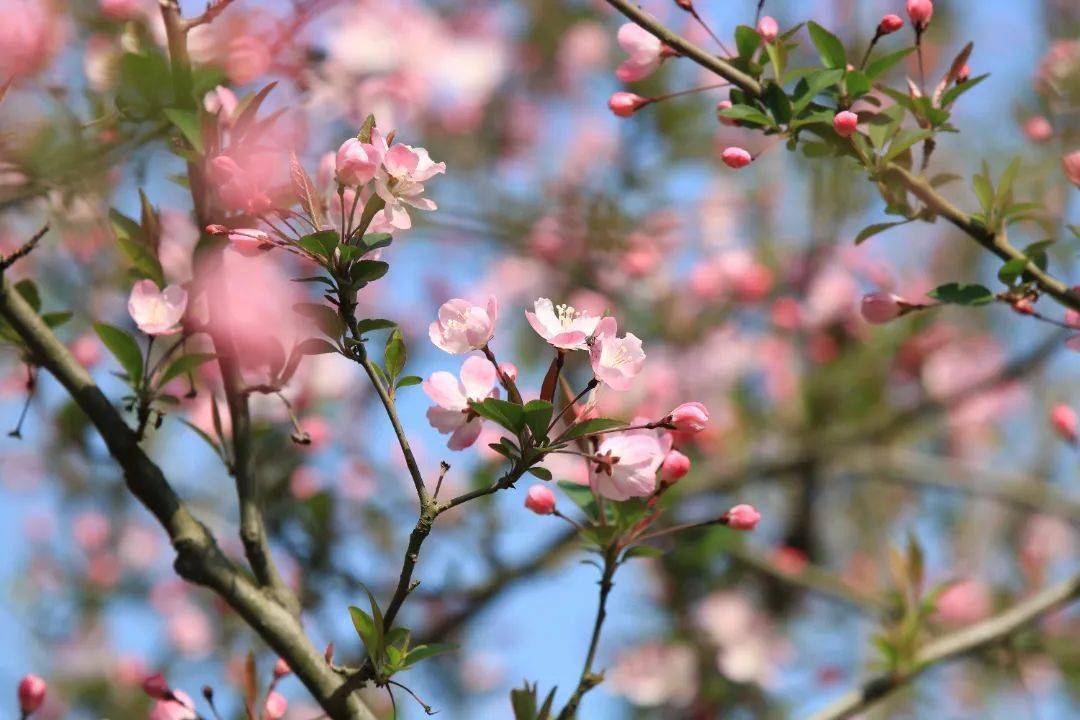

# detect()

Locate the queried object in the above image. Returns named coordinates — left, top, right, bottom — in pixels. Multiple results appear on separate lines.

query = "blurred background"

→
left=0, top=0, right=1078, bottom=717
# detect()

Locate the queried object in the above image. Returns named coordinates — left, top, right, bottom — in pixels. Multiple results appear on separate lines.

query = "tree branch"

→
left=807, top=573, right=1080, bottom=720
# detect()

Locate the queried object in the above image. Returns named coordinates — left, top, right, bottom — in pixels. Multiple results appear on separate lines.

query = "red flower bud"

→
left=721, top=147, right=752, bottom=169
left=18, top=675, right=46, bottom=715
left=906, top=0, right=933, bottom=29
left=756, top=15, right=779, bottom=43
left=723, top=504, right=761, bottom=531
left=956, top=63, right=970, bottom=83
left=660, top=450, right=691, bottom=483
left=273, top=658, right=291, bottom=679
left=860, top=292, right=904, bottom=324
left=1051, top=404, right=1078, bottom=444
left=524, top=484, right=556, bottom=515
left=833, top=110, right=859, bottom=138
left=877, top=14, right=904, bottom=35
left=141, top=672, right=171, bottom=701
left=715, top=100, right=737, bottom=127
left=608, top=91, right=650, bottom=118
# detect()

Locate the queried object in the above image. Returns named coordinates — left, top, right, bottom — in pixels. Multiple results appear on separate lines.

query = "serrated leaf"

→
left=297, top=230, right=339, bottom=259
left=383, top=328, right=406, bottom=381
left=522, top=399, right=553, bottom=441
left=927, top=282, right=994, bottom=306
left=290, top=152, right=324, bottom=230
left=557, top=417, right=625, bottom=443
left=94, top=322, right=144, bottom=383
left=350, top=260, right=389, bottom=285
left=472, top=397, right=525, bottom=433
left=807, top=21, right=846, bottom=69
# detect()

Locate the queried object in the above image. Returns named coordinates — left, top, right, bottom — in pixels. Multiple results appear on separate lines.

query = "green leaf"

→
left=528, top=467, right=553, bottom=481
left=350, top=260, right=389, bottom=285
left=762, top=82, right=792, bottom=125
left=865, top=47, right=916, bottom=80
left=718, top=104, right=775, bottom=128
left=158, top=352, right=216, bottom=386
left=939, top=73, right=989, bottom=108
left=383, top=328, right=407, bottom=381
left=402, top=643, right=456, bottom=667
left=927, top=282, right=994, bottom=306
left=348, top=605, right=378, bottom=661
left=997, top=258, right=1027, bottom=286
left=395, top=375, right=422, bottom=389
left=883, top=129, right=933, bottom=162
left=14, top=279, right=40, bottom=312
left=557, top=480, right=597, bottom=519
left=296, top=338, right=339, bottom=356
left=290, top=152, right=324, bottom=230
left=807, top=21, right=846, bottom=68
left=111, top=209, right=165, bottom=287
left=355, top=318, right=396, bottom=335
left=996, top=157, right=1021, bottom=208
left=971, top=173, right=995, bottom=216
left=163, top=108, right=204, bottom=154
left=845, top=70, right=871, bottom=97
left=472, top=397, right=525, bottom=433
left=522, top=399, right=554, bottom=441
left=94, top=322, right=144, bottom=382
left=178, top=419, right=225, bottom=460
left=854, top=219, right=912, bottom=245
left=41, top=311, right=73, bottom=329
left=297, top=230, right=339, bottom=259
left=359, top=232, right=393, bottom=252
left=734, top=25, right=761, bottom=60
left=293, top=303, right=344, bottom=340
left=792, top=68, right=845, bottom=113
left=623, top=545, right=663, bottom=560
left=557, top=417, right=625, bottom=443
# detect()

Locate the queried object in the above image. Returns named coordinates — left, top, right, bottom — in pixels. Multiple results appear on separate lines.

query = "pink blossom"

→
left=608, top=91, right=649, bottom=117
left=1050, top=404, right=1078, bottom=443
left=589, top=427, right=669, bottom=501
left=724, top=504, right=760, bottom=530
left=226, top=229, right=271, bottom=257
left=1063, top=151, right=1080, bottom=187
left=72, top=510, right=110, bottom=552
left=423, top=356, right=498, bottom=450
left=668, top=402, right=709, bottom=433
left=906, top=0, right=933, bottom=28
left=335, top=137, right=383, bottom=187
left=756, top=16, right=779, bottom=43
left=660, top=450, right=691, bottom=483
left=0, top=0, right=65, bottom=79
left=877, top=14, right=904, bottom=35
left=1023, top=116, right=1053, bottom=143
left=524, top=484, right=556, bottom=515
left=615, top=23, right=663, bottom=82
left=833, top=111, right=858, bottom=138
left=18, top=674, right=46, bottom=715
left=607, top=642, right=697, bottom=708
left=203, top=85, right=238, bottom=125
left=149, top=689, right=197, bottom=720
left=526, top=298, right=601, bottom=350
left=100, top=0, right=141, bottom=20
left=721, top=147, right=752, bottom=169
left=935, top=579, right=992, bottom=624
left=860, top=292, right=903, bottom=324
left=372, top=129, right=445, bottom=229
left=498, top=362, right=518, bottom=382
left=206, top=155, right=271, bottom=213
left=128, top=280, right=187, bottom=336
left=264, top=691, right=288, bottom=720
left=428, top=297, right=498, bottom=354
left=589, top=317, right=645, bottom=391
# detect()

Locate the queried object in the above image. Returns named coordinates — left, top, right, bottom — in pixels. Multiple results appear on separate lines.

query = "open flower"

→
left=428, top=297, right=498, bottom=354
left=336, top=137, right=383, bottom=187
left=373, top=129, right=446, bottom=230
left=525, top=298, right=601, bottom=350
left=616, top=23, right=663, bottom=82
left=589, top=427, right=670, bottom=501
left=128, top=280, right=187, bottom=336
left=589, top=316, right=645, bottom=390
left=423, top=356, right=498, bottom=450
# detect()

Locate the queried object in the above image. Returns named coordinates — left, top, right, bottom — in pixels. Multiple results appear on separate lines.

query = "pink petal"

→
left=423, top=371, right=467, bottom=410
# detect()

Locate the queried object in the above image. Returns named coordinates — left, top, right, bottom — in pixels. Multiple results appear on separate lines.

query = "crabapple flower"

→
left=524, top=484, right=556, bottom=515
left=589, top=427, right=670, bottom=501
left=423, top=356, right=498, bottom=450
left=18, top=674, right=46, bottom=715
left=756, top=16, right=779, bottom=43
left=226, top=229, right=271, bottom=257
left=616, top=23, right=663, bottom=82
left=149, top=690, right=197, bottom=720
left=668, top=402, right=709, bottom=433
left=335, top=137, right=382, bottom=187
left=907, top=0, right=933, bottom=29
left=526, top=298, right=601, bottom=350
left=264, top=691, right=288, bottom=720
left=589, top=317, right=645, bottom=391
left=833, top=111, right=858, bottom=138
left=721, top=147, right=752, bottom=169
left=660, top=450, right=691, bottom=484
left=428, top=297, right=498, bottom=354
left=128, top=280, right=187, bottom=336
left=723, top=504, right=761, bottom=530
left=877, top=14, right=904, bottom=35
left=1063, top=151, right=1080, bottom=188
left=860, top=292, right=903, bottom=324
left=0, top=0, right=65, bottom=79
left=498, top=362, right=518, bottom=382
left=608, top=91, right=650, bottom=117
left=1050, top=404, right=1078, bottom=444
left=203, top=86, right=238, bottom=125
left=372, top=129, right=445, bottom=230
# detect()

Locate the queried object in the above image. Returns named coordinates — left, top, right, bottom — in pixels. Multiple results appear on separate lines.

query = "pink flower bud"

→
left=906, top=0, right=933, bottom=28
left=1063, top=150, right=1080, bottom=188
left=273, top=658, right=291, bottom=679
left=756, top=15, right=779, bottom=43
left=660, top=450, right=691, bottom=483
left=18, top=674, right=46, bottom=715
left=608, top=91, right=649, bottom=118
left=860, top=292, right=903, bottom=324
left=1050, top=404, right=1078, bottom=444
left=956, top=64, right=970, bottom=83
left=142, top=672, right=171, bottom=700
left=877, top=14, right=904, bottom=35
left=264, top=691, right=288, bottom=720
left=832, top=111, right=858, bottom=138
left=524, top=484, right=556, bottom=515
left=668, top=402, right=708, bottom=433
left=498, top=362, right=518, bottom=382
left=721, top=147, right=752, bottom=169
left=1023, top=116, right=1053, bottom=144
left=715, top=100, right=737, bottom=126
left=723, top=504, right=761, bottom=531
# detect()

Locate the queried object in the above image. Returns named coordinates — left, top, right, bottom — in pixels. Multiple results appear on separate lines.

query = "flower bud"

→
left=715, top=100, right=737, bottom=127
left=660, top=450, right=691, bottom=483
left=756, top=15, right=778, bottom=43
left=860, top=292, right=903, bottom=324
left=1050, top=404, right=1078, bottom=444
left=524, top=484, right=556, bottom=515
left=142, top=672, right=171, bottom=700
left=668, top=402, right=708, bottom=433
left=1023, top=116, right=1052, bottom=144
left=18, top=674, right=46, bottom=715
left=498, top=362, right=518, bottom=382
left=723, top=504, right=761, bottom=531
left=608, top=91, right=649, bottom=118
left=906, top=0, right=933, bottom=29
left=877, top=14, right=904, bottom=35
left=264, top=691, right=288, bottom=720
left=833, top=110, right=858, bottom=138
left=955, top=63, right=970, bottom=83
left=721, top=147, right=752, bottom=169
left=273, top=658, right=291, bottom=679
left=1062, top=150, right=1080, bottom=188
